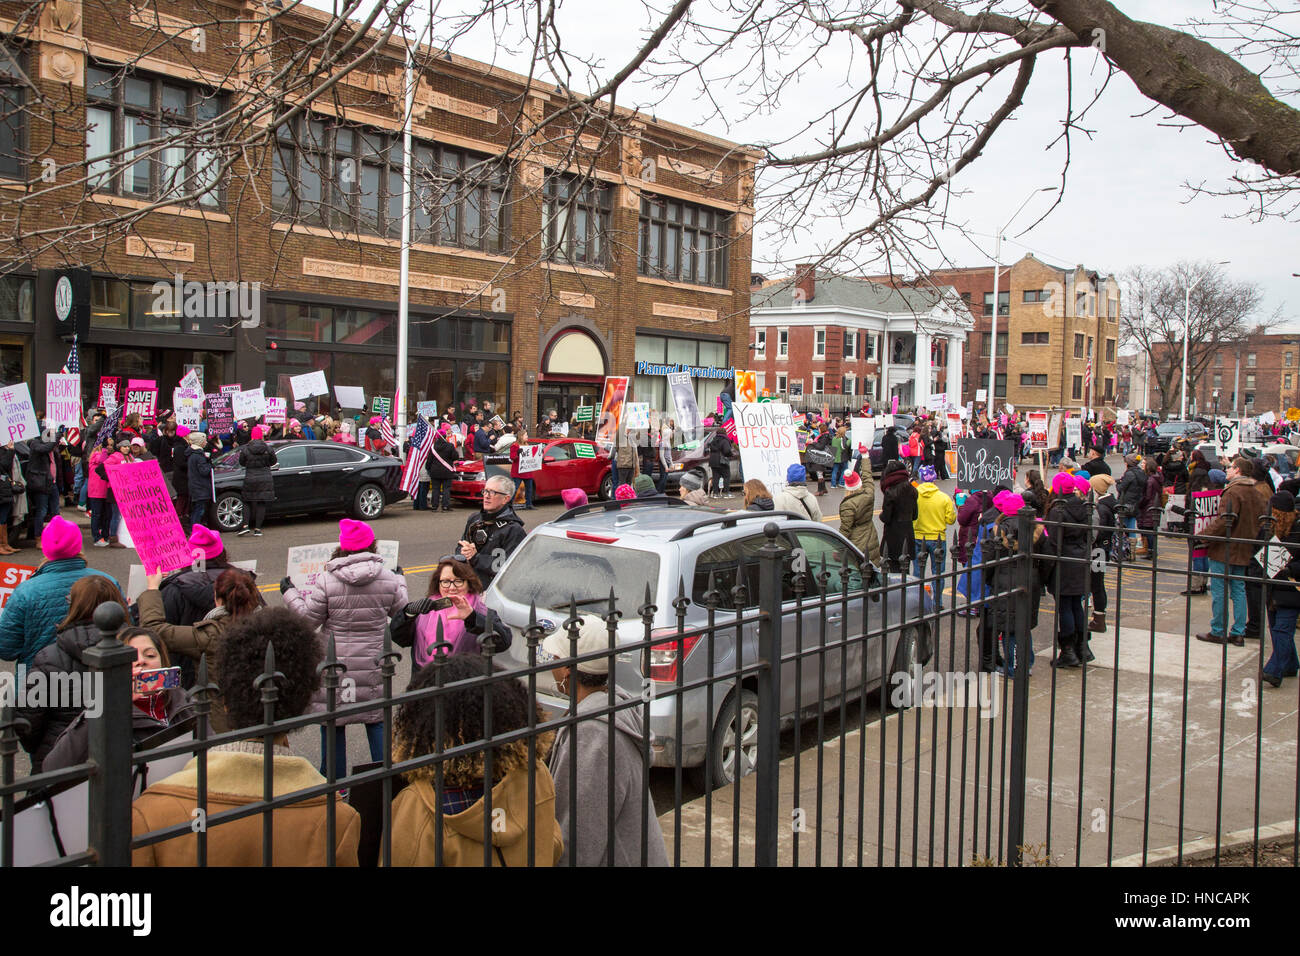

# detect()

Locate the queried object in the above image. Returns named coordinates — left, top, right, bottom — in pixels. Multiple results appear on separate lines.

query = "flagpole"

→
left=395, top=26, right=415, bottom=450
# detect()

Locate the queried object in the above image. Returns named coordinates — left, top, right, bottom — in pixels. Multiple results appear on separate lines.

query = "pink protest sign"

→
left=125, top=386, right=158, bottom=426
left=106, top=459, right=192, bottom=574
left=264, top=397, right=287, bottom=424
left=891, top=395, right=899, bottom=415
left=127, top=378, right=157, bottom=391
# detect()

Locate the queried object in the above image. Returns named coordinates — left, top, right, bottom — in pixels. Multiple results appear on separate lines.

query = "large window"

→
left=634, top=334, right=729, bottom=414
left=1074, top=333, right=1085, bottom=359
left=88, top=278, right=236, bottom=334
left=982, top=291, right=1008, bottom=316
left=0, top=42, right=25, bottom=180
left=843, top=329, right=855, bottom=359
left=1020, top=374, right=1047, bottom=386
left=979, top=373, right=1007, bottom=398
left=778, top=329, right=788, bottom=357
left=814, top=329, right=826, bottom=357
left=1072, top=375, right=1083, bottom=400
left=274, top=118, right=508, bottom=251
left=543, top=175, right=611, bottom=267
left=1021, top=332, right=1049, bottom=345
left=980, top=331, right=1008, bottom=357
left=1105, top=338, right=1116, bottom=362
left=0, top=274, right=32, bottom=322
left=638, top=195, right=730, bottom=288
left=86, top=63, right=221, bottom=206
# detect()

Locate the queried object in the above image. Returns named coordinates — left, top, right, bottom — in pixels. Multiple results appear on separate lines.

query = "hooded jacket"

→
left=237, top=440, right=277, bottom=503
left=746, top=494, right=774, bottom=512
left=0, top=559, right=119, bottom=667
left=16, top=622, right=100, bottom=771
left=1117, top=463, right=1146, bottom=514
left=137, top=589, right=240, bottom=733
left=772, top=484, right=822, bottom=522
left=839, top=476, right=881, bottom=565
left=548, top=688, right=670, bottom=866
left=1202, top=475, right=1266, bottom=566
left=132, top=744, right=361, bottom=866
left=389, top=760, right=564, bottom=867
left=879, top=469, right=917, bottom=562
left=913, top=483, right=956, bottom=540
left=188, top=448, right=214, bottom=502
left=283, top=552, right=409, bottom=725
left=459, top=504, right=527, bottom=587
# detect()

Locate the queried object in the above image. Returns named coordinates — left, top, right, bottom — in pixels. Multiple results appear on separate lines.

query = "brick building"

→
left=1142, top=331, right=1300, bottom=418
left=866, top=253, right=1121, bottom=413
left=748, top=267, right=973, bottom=410
left=0, top=0, right=756, bottom=426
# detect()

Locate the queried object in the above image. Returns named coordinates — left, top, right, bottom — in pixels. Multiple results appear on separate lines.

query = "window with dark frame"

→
left=543, top=174, right=611, bottom=267
left=638, top=194, right=730, bottom=288
left=843, top=328, right=854, bottom=358
left=1019, top=373, right=1048, bottom=386
left=85, top=62, right=222, bottom=206
left=1072, top=375, right=1083, bottom=400
left=0, top=41, right=26, bottom=180
left=273, top=117, right=508, bottom=251
left=982, top=291, right=1009, bottom=316
left=1020, top=331, right=1049, bottom=345
left=1022, top=289, right=1052, bottom=303
left=1106, top=339, right=1116, bottom=362
left=1074, top=333, right=1085, bottom=359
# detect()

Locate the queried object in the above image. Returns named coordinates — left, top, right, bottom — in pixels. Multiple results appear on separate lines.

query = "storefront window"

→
left=132, top=281, right=181, bottom=332
left=0, top=276, right=33, bottom=322
left=408, top=356, right=456, bottom=413
left=468, top=318, right=510, bottom=354
left=0, top=335, right=28, bottom=387
left=266, top=347, right=331, bottom=415
left=334, top=351, right=396, bottom=409
left=409, top=314, right=457, bottom=350
left=456, top=359, right=508, bottom=414
left=91, top=278, right=129, bottom=329
left=633, top=333, right=731, bottom=417
left=266, top=301, right=333, bottom=342
left=103, top=347, right=153, bottom=379
left=336, top=308, right=396, bottom=348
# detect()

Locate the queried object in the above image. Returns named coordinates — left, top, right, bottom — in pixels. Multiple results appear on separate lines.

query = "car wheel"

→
left=352, top=483, right=385, bottom=520
left=598, top=472, right=614, bottom=501
left=698, top=688, right=759, bottom=791
left=214, top=493, right=245, bottom=532
left=888, top=626, right=920, bottom=710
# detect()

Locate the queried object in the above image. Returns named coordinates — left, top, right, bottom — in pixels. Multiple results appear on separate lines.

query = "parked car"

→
left=450, top=436, right=613, bottom=503
left=662, top=427, right=734, bottom=493
left=1143, top=421, right=1208, bottom=455
left=210, top=440, right=406, bottom=532
left=485, top=499, right=935, bottom=789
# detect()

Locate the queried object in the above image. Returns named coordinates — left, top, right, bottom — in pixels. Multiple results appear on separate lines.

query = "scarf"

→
left=414, top=592, right=486, bottom=666
left=134, top=693, right=169, bottom=723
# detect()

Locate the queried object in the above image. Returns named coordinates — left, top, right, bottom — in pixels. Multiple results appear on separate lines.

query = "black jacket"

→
left=1084, top=456, right=1111, bottom=477
left=879, top=470, right=917, bottom=562
left=158, top=562, right=250, bottom=627
left=880, top=428, right=900, bottom=464
left=0, top=446, right=13, bottom=504
left=17, top=623, right=99, bottom=772
left=188, top=450, right=214, bottom=502
left=458, top=504, right=527, bottom=587
left=425, top=435, right=460, bottom=481
left=1094, top=492, right=1118, bottom=550
left=1270, top=525, right=1300, bottom=609
left=25, top=438, right=56, bottom=494
left=1117, top=464, right=1146, bottom=515
left=1046, top=495, right=1090, bottom=597
left=238, top=440, right=277, bottom=502
left=707, top=435, right=732, bottom=470
left=746, top=495, right=774, bottom=512
left=172, top=442, right=191, bottom=496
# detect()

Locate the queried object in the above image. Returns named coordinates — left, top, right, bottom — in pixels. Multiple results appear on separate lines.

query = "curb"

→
left=1111, top=819, right=1297, bottom=867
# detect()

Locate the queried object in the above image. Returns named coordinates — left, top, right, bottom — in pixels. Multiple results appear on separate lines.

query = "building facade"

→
left=0, top=0, right=755, bottom=426
left=1142, top=332, right=1300, bottom=419
left=748, top=267, right=972, bottom=410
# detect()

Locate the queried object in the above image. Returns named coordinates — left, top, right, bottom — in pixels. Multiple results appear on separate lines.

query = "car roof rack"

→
left=553, top=497, right=691, bottom=523
left=668, top=510, right=807, bottom=541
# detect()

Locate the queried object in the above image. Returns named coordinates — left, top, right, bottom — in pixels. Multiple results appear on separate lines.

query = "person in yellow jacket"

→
left=912, top=464, right=957, bottom=609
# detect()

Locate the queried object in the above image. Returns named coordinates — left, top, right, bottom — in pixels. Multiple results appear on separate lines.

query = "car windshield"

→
left=1157, top=423, right=1191, bottom=435
left=494, top=534, right=661, bottom=620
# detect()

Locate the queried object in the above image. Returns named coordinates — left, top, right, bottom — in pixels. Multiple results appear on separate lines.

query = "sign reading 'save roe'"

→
left=732, top=401, right=800, bottom=495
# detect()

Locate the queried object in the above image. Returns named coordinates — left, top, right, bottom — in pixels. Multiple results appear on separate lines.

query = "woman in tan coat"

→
left=139, top=567, right=262, bottom=733
left=388, top=655, right=562, bottom=866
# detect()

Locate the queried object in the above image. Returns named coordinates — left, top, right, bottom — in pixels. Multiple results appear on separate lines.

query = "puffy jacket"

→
left=188, top=450, right=213, bottom=502
left=16, top=622, right=99, bottom=772
left=425, top=434, right=460, bottom=481
left=746, top=495, right=774, bottom=512
left=773, top=484, right=822, bottom=522
left=839, top=478, right=881, bottom=564
left=86, top=447, right=112, bottom=499
left=283, top=552, right=408, bottom=725
left=24, top=438, right=56, bottom=494
left=1117, top=464, right=1145, bottom=515
left=913, top=483, right=956, bottom=540
left=1045, top=495, right=1090, bottom=597
left=0, top=558, right=119, bottom=667
left=389, top=762, right=563, bottom=867
left=238, top=440, right=277, bottom=503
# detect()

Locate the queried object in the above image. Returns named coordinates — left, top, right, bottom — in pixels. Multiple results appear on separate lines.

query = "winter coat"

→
left=238, top=440, right=277, bottom=503
left=158, top=560, right=244, bottom=627
left=132, top=745, right=361, bottom=866
left=1202, top=476, right=1267, bottom=566
left=839, top=478, right=881, bottom=565
left=425, top=434, right=460, bottom=481
left=956, top=491, right=992, bottom=564
left=548, top=688, right=669, bottom=866
left=1094, top=492, right=1118, bottom=550
left=880, top=428, right=900, bottom=465
left=1117, top=464, right=1146, bottom=516
left=985, top=514, right=1047, bottom=634
left=1045, top=495, right=1090, bottom=597
left=707, top=436, right=732, bottom=470
left=1268, top=524, right=1300, bottom=609
left=389, top=762, right=563, bottom=867
left=913, top=483, right=956, bottom=540
left=1083, top=455, right=1111, bottom=477
left=171, top=442, right=191, bottom=496
left=44, top=686, right=191, bottom=773
left=0, top=446, right=13, bottom=505
left=24, top=438, right=56, bottom=494
left=86, top=447, right=112, bottom=499
left=459, top=505, right=527, bottom=588
left=16, top=622, right=100, bottom=772
left=388, top=595, right=512, bottom=669
left=0, top=559, right=119, bottom=667
left=137, top=589, right=240, bottom=733
left=746, top=495, right=774, bottom=512
left=681, top=489, right=710, bottom=506
left=1138, top=473, right=1163, bottom=530
left=150, top=431, right=176, bottom=475
left=188, top=450, right=214, bottom=503
left=772, top=484, right=822, bottom=522
left=283, top=552, right=409, bottom=725
left=1164, top=458, right=1188, bottom=496
left=879, top=471, right=918, bottom=565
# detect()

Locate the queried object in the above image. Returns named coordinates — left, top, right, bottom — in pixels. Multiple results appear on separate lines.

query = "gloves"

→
left=404, top=598, right=435, bottom=618
left=279, top=576, right=293, bottom=594
left=394, top=565, right=404, bottom=576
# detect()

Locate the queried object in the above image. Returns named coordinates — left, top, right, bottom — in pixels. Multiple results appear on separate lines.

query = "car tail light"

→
left=566, top=530, right=619, bottom=543
left=648, top=629, right=703, bottom=683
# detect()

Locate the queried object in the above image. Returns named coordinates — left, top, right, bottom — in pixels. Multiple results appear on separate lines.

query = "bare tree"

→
left=1119, top=262, right=1273, bottom=418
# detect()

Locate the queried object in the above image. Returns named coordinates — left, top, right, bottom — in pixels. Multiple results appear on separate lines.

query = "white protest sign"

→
left=850, top=417, right=874, bottom=456
left=264, top=397, right=287, bottom=424
left=286, top=540, right=399, bottom=586
left=926, top=392, right=946, bottom=411
left=290, top=369, right=329, bottom=400
left=125, top=560, right=257, bottom=603
left=1260, top=410, right=1277, bottom=425
left=1215, top=419, right=1242, bottom=458
left=1116, top=409, right=1130, bottom=426
left=173, top=387, right=204, bottom=430
left=1065, top=417, right=1082, bottom=450
left=335, top=385, right=366, bottom=409
left=517, top=444, right=544, bottom=474
left=976, top=389, right=987, bottom=403
left=45, top=374, right=81, bottom=429
left=179, top=367, right=202, bottom=391
left=623, top=402, right=650, bottom=432
left=1264, top=537, right=1290, bottom=580
left=0, top=383, right=39, bottom=442
left=732, top=401, right=800, bottom=495
left=231, top=387, right=267, bottom=421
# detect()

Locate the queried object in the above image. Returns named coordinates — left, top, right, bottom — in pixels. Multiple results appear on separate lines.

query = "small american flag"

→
left=61, top=338, right=85, bottom=442
left=379, top=417, right=396, bottom=450
left=1084, top=340, right=1093, bottom=404
left=399, top=417, right=436, bottom=496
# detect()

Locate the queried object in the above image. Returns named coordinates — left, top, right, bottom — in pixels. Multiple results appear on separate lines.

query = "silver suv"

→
left=485, top=498, right=935, bottom=789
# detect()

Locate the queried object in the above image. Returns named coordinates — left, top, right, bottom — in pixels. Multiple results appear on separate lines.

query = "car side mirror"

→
left=544, top=457, right=555, bottom=463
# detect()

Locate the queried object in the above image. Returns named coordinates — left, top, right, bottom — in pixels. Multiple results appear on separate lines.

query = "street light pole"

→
left=1180, top=260, right=1230, bottom=421
left=986, top=187, right=1053, bottom=416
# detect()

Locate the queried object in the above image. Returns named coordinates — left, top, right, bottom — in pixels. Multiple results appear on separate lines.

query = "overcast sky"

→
left=319, top=0, right=1299, bottom=330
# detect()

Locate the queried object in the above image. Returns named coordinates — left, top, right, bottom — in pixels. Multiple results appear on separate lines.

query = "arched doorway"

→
left=537, top=327, right=607, bottom=425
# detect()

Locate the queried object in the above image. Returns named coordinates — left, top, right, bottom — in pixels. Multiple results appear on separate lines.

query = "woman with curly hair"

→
left=388, top=654, right=563, bottom=866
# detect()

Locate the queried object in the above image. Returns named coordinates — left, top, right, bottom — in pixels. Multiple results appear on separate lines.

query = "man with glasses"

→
left=456, top=475, right=527, bottom=587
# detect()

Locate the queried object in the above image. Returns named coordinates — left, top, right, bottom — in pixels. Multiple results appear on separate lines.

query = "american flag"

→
left=60, top=339, right=85, bottom=443
left=379, top=416, right=396, bottom=450
left=1084, top=340, right=1093, bottom=405
left=399, top=417, right=437, bottom=496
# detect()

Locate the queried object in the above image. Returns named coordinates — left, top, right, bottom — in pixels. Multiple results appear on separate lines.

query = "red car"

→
left=450, top=437, right=614, bottom=503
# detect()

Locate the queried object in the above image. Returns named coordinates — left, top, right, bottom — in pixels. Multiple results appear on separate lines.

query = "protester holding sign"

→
left=236, top=426, right=277, bottom=536
left=509, top=431, right=539, bottom=510
left=25, top=427, right=61, bottom=537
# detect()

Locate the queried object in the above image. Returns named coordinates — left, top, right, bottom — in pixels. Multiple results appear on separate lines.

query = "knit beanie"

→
left=40, top=516, right=82, bottom=561
left=339, top=518, right=376, bottom=551
left=188, top=525, right=224, bottom=561
left=614, top=483, right=636, bottom=501
left=633, top=474, right=656, bottom=497
left=561, top=487, right=588, bottom=509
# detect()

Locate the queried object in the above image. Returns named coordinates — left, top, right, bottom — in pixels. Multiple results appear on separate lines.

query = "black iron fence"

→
left=2, top=500, right=1297, bottom=867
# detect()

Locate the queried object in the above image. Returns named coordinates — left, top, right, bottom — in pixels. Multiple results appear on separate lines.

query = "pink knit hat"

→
left=251, top=425, right=264, bottom=440
left=614, top=483, right=636, bottom=501
left=339, top=518, right=375, bottom=551
left=1073, top=475, right=1094, bottom=495
left=1050, top=472, right=1076, bottom=495
left=996, top=493, right=1027, bottom=517
left=176, top=425, right=191, bottom=438
left=189, top=525, right=224, bottom=561
left=40, top=516, right=82, bottom=561
left=561, top=487, right=588, bottom=510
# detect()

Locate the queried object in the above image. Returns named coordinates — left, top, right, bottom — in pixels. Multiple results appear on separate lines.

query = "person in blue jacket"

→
left=0, top=515, right=120, bottom=667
